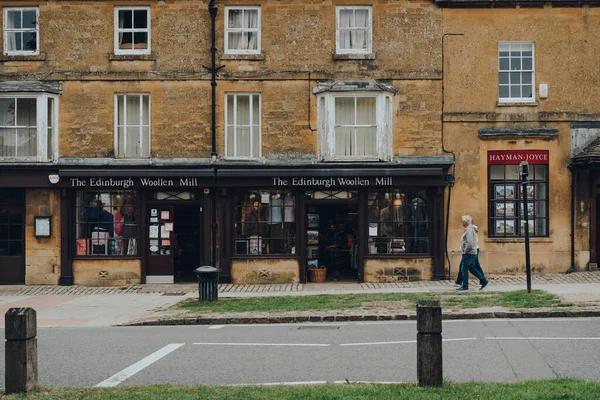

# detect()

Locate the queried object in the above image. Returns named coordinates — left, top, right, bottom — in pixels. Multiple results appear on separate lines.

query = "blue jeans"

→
left=457, top=253, right=485, bottom=289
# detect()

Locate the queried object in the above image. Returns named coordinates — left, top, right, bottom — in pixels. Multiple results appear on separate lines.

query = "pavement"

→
left=1, top=271, right=600, bottom=328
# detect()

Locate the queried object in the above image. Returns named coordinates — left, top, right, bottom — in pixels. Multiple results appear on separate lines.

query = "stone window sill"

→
left=220, top=53, right=265, bottom=61
left=0, top=53, right=46, bottom=62
left=485, top=237, right=552, bottom=243
left=333, top=53, right=376, bottom=61
left=109, top=53, right=157, bottom=62
left=496, top=101, right=539, bottom=107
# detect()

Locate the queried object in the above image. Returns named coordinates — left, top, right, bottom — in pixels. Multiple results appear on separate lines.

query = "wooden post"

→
left=5, top=308, right=38, bottom=394
left=417, top=300, right=442, bottom=387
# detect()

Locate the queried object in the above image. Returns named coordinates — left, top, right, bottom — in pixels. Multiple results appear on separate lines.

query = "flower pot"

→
left=309, top=268, right=327, bottom=283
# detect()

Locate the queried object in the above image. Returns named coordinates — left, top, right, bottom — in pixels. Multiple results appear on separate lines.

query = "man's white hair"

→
left=462, top=215, right=472, bottom=224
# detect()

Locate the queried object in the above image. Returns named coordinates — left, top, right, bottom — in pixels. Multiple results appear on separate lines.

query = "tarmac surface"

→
left=1, top=271, right=600, bottom=328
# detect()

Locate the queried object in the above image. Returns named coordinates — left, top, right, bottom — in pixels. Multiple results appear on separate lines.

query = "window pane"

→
left=142, top=96, right=150, bottom=125
left=355, top=9, right=369, bottom=27
left=236, top=128, right=251, bottom=157
left=16, top=99, right=36, bottom=126
left=228, top=32, right=243, bottom=50
left=22, top=10, right=36, bottom=28
left=226, top=96, right=234, bottom=125
left=117, top=96, right=125, bottom=125
left=506, top=165, right=520, bottom=180
left=251, top=125, right=260, bottom=158
left=335, top=127, right=352, bottom=157
left=511, top=58, right=521, bottom=70
left=535, top=183, right=546, bottom=199
left=0, top=99, right=16, bottom=126
left=510, top=85, right=520, bottom=98
left=228, top=9, right=243, bottom=28
left=120, top=33, right=133, bottom=48
left=23, top=32, right=36, bottom=51
left=356, top=97, right=376, bottom=125
left=117, top=127, right=126, bottom=157
left=499, top=58, right=509, bottom=71
left=490, top=165, right=504, bottom=180
left=133, top=10, right=148, bottom=29
left=335, top=98, right=354, bottom=125
left=120, top=10, right=133, bottom=29
left=6, top=33, right=21, bottom=51
left=534, top=165, right=547, bottom=180
left=522, top=72, right=532, bottom=85
left=236, top=96, right=250, bottom=125
left=510, top=72, right=520, bottom=84
left=226, top=124, right=234, bottom=156
left=133, top=32, right=148, bottom=47
left=499, top=86, right=509, bottom=98
left=499, top=72, right=509, bottom=85
left=244, top=10, right=259, bottom=29
left=356, top=127, right=376, bottom=156
left=252, top=95, right=259, bottom=124
left=339, top=9, right=352, bottom=28
left=0, top=129, right=16, bottom=156
left=246, top=32, right=258, bottom=50
left=7, top=10, right=21, bottom=29
left=17, top=128, right=37, bottom=156
left=522, top=85, right=533, bottom=99
left=126, top=127, right=141, bottom=157
left=522, top=57, right=533, bottom=70
left=535, top=219, right=547, bottom=236
left=126, top=96, right=140, bottom=125
left=9, top=241, right=22, bottom=256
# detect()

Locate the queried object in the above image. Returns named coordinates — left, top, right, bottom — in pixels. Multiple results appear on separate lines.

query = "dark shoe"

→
left=456, top=287, right=468, bottom=291
left=480, top=280, right=488, bottom=290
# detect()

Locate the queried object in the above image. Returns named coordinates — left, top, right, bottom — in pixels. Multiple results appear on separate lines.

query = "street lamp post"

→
left=520, top=161, right=532, bottom=293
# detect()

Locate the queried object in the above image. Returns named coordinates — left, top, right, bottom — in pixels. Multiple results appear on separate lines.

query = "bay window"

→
left=0, top=93, right=58, bottom=161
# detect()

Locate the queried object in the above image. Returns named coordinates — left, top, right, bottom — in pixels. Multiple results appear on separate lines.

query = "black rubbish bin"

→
left=195, top=266, right=219, bottom=302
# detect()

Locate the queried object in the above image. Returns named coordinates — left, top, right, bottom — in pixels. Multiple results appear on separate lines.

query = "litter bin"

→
left=194, top=266, right=219, bottom=302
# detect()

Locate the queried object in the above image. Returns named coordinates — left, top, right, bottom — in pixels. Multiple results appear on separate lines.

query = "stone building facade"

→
left=0, top=0, right=595, bottom=286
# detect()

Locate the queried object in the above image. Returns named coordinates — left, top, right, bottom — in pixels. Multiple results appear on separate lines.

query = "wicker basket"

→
left=309, top=268, right=327, bottom=283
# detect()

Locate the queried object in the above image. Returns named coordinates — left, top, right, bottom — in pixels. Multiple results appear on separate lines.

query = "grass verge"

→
left=177, top=289, right=561, bottom=313
left=3, top=380, right=600, bottom=400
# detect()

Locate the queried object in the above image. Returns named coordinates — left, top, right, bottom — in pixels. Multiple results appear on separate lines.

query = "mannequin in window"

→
left=244, top=201, right=264, bottom=254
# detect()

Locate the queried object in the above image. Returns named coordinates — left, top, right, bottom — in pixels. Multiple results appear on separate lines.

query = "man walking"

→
left=455, top=219, right=488, bottom=290
left=457, top=215, right=489, bottom=291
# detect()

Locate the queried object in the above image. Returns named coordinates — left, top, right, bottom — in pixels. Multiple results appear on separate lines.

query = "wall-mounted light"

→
left=48, top=174, right=60, bottom=184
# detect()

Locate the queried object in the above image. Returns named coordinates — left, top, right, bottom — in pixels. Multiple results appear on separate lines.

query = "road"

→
left=1, top=317, right=599, bottom=387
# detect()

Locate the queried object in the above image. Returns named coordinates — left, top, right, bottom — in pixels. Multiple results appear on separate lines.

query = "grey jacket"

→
left=460, top=224, right=478, bottom=255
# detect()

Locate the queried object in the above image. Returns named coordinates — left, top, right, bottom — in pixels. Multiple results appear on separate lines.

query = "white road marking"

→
left=333, top=380, right=406, bottom=384
left=208, top=325, right=224, bottom=329
left=229, top=323, right=349, bottom=327
left=95, top=343, right=184, bottom=387
left=340, top=337, right=476, bottom=347
left=445, top=318, right=592, bottom=323
left=226, top=381, right=328, bottom=386
left=486, top=337, right=600, bottom=341
left=193, top=342, right=330, bottom=347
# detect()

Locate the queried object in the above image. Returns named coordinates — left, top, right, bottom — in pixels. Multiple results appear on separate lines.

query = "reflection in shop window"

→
left=367, top=189, right=430, bottom=255
left=75, top=190, right=138, bottom=256
left=234, top=190, right=296, bottom=255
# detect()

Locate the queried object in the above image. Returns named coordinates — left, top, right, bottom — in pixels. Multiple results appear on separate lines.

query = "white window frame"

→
left=317, top=92, right=392, bottom=162
left=224, top=93, right=262, bottom=159
left=3, top=7, right=40, bottom=56
left=114, top=94, right=151, bottom=158
left=114, top=6, right=151, bottom=55
left=0, top=93, right=58, bottom=162
left=498, top=41, right=535, bottom=103
left=336, top=6, right=372, bottom=55
left=224, top=6, right=261, bottom=55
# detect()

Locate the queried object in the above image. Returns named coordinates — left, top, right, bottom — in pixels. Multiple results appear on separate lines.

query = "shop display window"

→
left=75, top=190, right=138, bottom=256
left=234, top=190, right=296, bottom=255
left=489, top=164, right=548, bottom=237
left=367, top=189, right=430, bottom=255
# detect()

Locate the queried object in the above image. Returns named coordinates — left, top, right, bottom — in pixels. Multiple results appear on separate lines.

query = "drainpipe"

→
left=566, top=164, right=576, bottom=274
left=441, top=33, right=463, bottom=280
left=204, top=1, right=224, bottom=270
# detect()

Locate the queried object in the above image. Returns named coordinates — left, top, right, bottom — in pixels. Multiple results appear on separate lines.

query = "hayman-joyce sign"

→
left=487, top=150, right=549, bottom=165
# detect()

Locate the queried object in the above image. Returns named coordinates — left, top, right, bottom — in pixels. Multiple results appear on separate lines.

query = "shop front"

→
left=58, top=169, right=214, bottom=285
left=216, top=162, right=450, bottom=284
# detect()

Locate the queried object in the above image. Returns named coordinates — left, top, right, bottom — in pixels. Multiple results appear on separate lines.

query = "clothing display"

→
left=268, top=196, right=283, bottom=224
left=284, top=194, right=295, bottom=222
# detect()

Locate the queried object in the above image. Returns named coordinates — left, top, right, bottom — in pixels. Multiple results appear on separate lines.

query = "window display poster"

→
left=162, top=239, right=171, bottom=246
left=261, top=192, right=270, bottom=204
left=308, top=214, right=319, bottom=228
left=151, top=209, right=158, bottom=217
left=150, top=217, right=158, bottom=223
left=77, top=239, right=88, bottom=255
left=307, top=230, right=319, bottom=245
left=149, top=225, right=159, bottom=239
left=369, top=223, right=378, bottom=236
left=161, top=224, right=170, bottom=238
left=160, top=210, right=170, bottom=220
left=164, top=222, right=174, bottom=232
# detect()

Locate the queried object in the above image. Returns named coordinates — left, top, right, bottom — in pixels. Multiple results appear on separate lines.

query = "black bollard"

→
left=416, top=300, right=442, bottom=387
left=5, top=307, right=38, bottom=394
